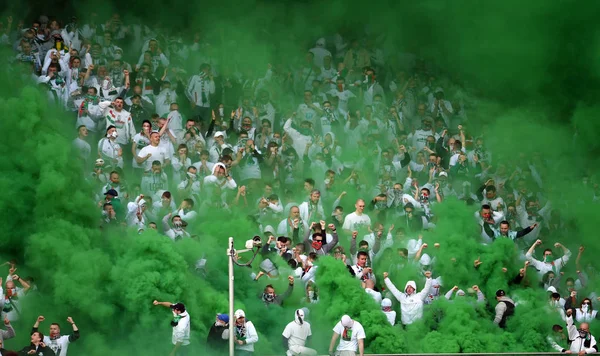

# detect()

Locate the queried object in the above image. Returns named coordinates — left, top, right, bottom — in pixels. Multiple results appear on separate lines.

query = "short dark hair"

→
left=357, top=251, right=368, bottom=259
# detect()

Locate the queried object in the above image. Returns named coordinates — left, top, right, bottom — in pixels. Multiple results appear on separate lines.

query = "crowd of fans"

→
left=1, top=11, right=600, bottom=356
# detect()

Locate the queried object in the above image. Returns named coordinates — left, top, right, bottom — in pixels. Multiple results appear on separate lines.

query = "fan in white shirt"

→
left=136, top=131, right=170, bottom=172
left=329, top=315, right=366, bottom=356
left=282, top=309, right=317, bottom=356
left=342, top=199, right=372, bottom=234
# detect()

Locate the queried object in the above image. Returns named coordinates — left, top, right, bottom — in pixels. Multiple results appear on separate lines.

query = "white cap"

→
left=263, top=225, right=275, bottom=235
left=138, top=199, right=147, bottom=207
left=381, top=298, right=392, bottom=307
left=234, top=309, right=245, bottom=319
left=95, top=158, right=105, bottom=165
left=341, top=315, right=354, bottom=328
left=434, top=87, right=444, bottom=94
left=439, top=171, right=448, bottom=177
left=213, top=131, right=225, bottom=138
left=457, top=289, right=466, bottom=296
left=547, top=286, right=558, bottom=294
left=316, top=38, right=326, bottom=47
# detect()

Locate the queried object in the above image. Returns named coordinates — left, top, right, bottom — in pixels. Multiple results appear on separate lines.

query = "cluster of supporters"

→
left=2, top=11, right=600, bottom=356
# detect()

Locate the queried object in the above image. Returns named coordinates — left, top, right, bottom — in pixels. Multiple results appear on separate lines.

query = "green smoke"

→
left=1, top=0, right=600, bottom=354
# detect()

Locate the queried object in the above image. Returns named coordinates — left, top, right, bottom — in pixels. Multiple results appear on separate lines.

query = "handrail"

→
left=288, top=354, right=564, bottom=356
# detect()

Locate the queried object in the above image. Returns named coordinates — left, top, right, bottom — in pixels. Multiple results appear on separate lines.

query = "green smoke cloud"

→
left=1, top=0, right=600, bottom=354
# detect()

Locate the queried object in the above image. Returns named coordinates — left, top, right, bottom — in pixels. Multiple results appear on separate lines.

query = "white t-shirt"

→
left=138, top=144, right=169, bottom=171
left=342, top=212, right=372, bottom=231
left=333, top=321, right=366, bottom=352
left=44, top=334, right=72, bottom=356
left=282, top=321, right=312, bottom=348
left=131, top=133, right=150, bottom=168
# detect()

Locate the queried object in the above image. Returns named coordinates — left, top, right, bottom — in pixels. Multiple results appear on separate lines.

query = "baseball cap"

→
left=234, top=309, right=245, bottom=319
left=381, top=298, right=392, bottom=308
left=217, top=314, right=229, bottom=323
left=496, top=289, right=506, bottom=297
left=214, top=131, right=225, bottom=138
left=341, top=315, right=354, bottom=328
left=439, top=171, right=448, bottom=177
left=170, top=303, right=186, bottom=312
left=104, top=189, right=118, bottom=197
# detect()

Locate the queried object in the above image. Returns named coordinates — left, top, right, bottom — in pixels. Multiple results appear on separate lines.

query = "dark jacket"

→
left=206, top=323, right=228, bottom=355
left=19, top=344, right=56, bottom=356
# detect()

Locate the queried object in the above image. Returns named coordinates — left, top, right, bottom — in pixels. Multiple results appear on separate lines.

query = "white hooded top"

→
left=282, top=309, right=312, bottom=349
left=203, top=163, right=237, bottom=190
left=384, top=277, right=433, bottom=325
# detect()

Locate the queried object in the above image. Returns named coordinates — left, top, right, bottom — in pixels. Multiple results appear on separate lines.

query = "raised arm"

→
left=66, top=317, right=80, bottom=342
left=382, top=272, right=406, bottom=302
left=322, top=224, right=339, bottom=253
left=152, top=300, right=174, bottom=308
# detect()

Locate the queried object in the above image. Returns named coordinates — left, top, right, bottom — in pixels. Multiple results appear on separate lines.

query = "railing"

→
left=363, top=354, right=564, bottom=356
left=299, top=354, right=564, bottom=356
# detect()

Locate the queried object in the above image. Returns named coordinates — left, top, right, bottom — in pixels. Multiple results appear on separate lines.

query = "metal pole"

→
left=228, top=237, right=235, bottom=356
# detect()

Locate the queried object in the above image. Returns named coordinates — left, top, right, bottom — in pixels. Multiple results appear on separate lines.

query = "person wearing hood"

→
left=493, top=289, right=515, bottom=328
left=381, top=298, right=396, bottom=326
left=424, top=276, right=443, bottom=304
left=206, top=314, right=229, bottom=356
left=564, top=309, right=598, bottom=355
left=282, top=309, right=316, bottom=356
left=153, top=301, right=191, bottom=356
left=309, top=38, right=332, bottom=68
left=329, top=315, right=366, bottom=356
left=31, top=315, right=80, bottom=356
left=126, top=194, right=149, bottom=229
left=222, top=309, right=259, bottom=355
left=382, top=270, right=433, bottom=326
left=525, top=239, right=571, bottom=276
left=204, top=162, right=237, bottom=191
